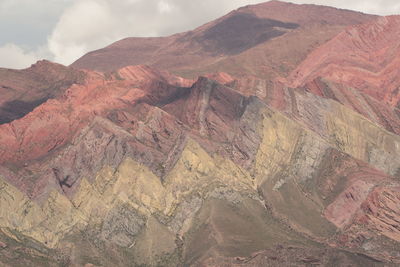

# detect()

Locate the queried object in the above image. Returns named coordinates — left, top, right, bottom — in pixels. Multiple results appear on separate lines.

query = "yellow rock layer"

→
left=325, top=101, right=400, bottom=176
left=0, top=137, right=256, bottom=248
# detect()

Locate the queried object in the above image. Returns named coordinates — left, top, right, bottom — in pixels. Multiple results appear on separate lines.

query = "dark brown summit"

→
left=71, top=1, right=376, bottom=79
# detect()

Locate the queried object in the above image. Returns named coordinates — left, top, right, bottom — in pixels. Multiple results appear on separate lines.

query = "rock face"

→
left=289, top=16, right=400, bottom=108
left=1, top=1, right=400, bottom=267
left=0, top=60, right=85, bottom=124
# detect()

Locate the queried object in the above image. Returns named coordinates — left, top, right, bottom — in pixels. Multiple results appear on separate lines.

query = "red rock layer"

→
left=0, top=60, right=84, bottom=124
left=290, top=16, right=400, bottom=108
left=0, top=65, right=192, bottom=166
left=0, top=64, right=266, bottom=201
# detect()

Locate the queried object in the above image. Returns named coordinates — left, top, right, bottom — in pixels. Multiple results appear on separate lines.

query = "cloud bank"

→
left=1, top=0, right=400, bottom=68
left=0, top=44, right=39, bottom=69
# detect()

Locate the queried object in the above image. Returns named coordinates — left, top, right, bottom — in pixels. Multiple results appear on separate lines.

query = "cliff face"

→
left=1, top=1, right=400, bottom=267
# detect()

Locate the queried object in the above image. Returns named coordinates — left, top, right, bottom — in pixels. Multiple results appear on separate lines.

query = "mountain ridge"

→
left=1, top=1, right=400, bottom=266
left=71, top=0, right=376, bottom=80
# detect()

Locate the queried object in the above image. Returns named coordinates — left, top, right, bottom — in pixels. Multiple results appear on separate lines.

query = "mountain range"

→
left=1, top=1, right=400, bottom=266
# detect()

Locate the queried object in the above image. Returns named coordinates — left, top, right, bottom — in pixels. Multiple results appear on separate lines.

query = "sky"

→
left=0, top=0, right=399, bottom=69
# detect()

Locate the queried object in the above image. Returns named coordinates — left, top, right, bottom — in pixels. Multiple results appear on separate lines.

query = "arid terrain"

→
left=1, top=1, right=400, bottom=266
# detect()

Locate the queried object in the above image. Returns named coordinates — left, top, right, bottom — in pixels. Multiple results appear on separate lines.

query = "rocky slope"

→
left=289, top=15, right=400, bottom=108
left=1, top=63, right=400, bottom=266
left=1, top=1, right=400, bottom=267
left=0, top=60, right=84, bottom=124
left=71, top=1, right=376, bottom=80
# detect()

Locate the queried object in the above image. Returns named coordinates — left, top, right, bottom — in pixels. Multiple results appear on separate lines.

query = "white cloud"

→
left=48, top=0, right=117, bottom=64
left=158, top=1, right=173, bottom=14
left=0, top=43, right=40, bottom=69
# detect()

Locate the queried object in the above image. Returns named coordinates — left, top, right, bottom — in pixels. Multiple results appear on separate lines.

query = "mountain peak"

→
left=71, top=1, right=375, bottom=75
